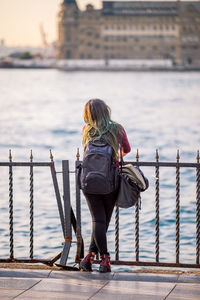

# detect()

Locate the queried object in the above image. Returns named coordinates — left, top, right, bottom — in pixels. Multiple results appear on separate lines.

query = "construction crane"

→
left=39, top=23, right=48, bottom=47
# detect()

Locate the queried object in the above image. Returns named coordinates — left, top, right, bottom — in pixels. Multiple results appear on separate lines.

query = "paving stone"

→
left=29, top=277, right=106, bottom=298
left=13, top=290, right=87, bottom=300
left=113, top=272, right=179, bottom=283
left=91, top=280, right=175, bottom=300
left=50, top=270, right=114, bottom=282
left=0, top=289, right=23, bottom=300
left=178, top=275, right=200, bottom=284
left=0, top=277, right=40, bottom=290
left=166, top=283, right=200, bottom=300
left=0, top=269, right=51, bottom=279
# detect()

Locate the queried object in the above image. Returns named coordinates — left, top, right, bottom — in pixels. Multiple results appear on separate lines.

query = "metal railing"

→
left=0, top=149, right=199, bottom=269
left=75, top=149, right=200, bottom=269
left=0, top=150, right=83, bottom=267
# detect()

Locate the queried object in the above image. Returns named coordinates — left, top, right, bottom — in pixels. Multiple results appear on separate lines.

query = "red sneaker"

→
left=99, top=254, right=111, bottom=273
left=80, top=252, right=94, bottom=272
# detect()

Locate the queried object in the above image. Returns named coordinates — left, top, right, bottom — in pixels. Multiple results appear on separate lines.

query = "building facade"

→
left=57, top=0, right=200, bottom=65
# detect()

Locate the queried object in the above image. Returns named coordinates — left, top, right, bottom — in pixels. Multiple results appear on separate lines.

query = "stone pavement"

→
left=0, top=268, right=200, bottom=300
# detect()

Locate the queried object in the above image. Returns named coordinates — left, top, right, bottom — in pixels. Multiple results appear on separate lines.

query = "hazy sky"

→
left=0, top=0, right=101, bottom=47
left=0, top=0, right=195, bottom=47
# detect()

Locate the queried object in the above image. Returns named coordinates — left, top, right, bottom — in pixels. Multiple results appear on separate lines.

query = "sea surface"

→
left=0, top=69, right=200, bottom=270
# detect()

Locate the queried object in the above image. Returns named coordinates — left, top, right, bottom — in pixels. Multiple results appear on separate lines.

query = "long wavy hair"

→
left=83, top=99, right=121, bottom=160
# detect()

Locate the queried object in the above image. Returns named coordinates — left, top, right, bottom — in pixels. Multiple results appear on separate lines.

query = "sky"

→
left=0, top=0, right=101, bottom=47
left=0, top=0, right=196, bottom=47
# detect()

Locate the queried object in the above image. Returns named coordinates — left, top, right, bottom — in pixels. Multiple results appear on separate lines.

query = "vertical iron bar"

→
left=9, top=150, right=14, bottom=259
left=75, top=149, right=81, bottom=235
left=30, top=150, right=34, bottom=259
left=196, top=150, right=200, bottom=264
left=135, top=149, right=139, bottom=262
left=59, top=160, right=72, bottom=265
left=115, top=204, right=119, bottom=260
left=75, top=148, right=84, bottom=261
left=176, top=150, right=180, bottom=264
left=50, top=151, right=65, bottom=237
left=155, top=150, right=160, bottom=262
left=62, top=160, right=72, bottom=239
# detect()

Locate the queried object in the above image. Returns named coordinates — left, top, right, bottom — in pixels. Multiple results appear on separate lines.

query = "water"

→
left=0, top=69, right=200, bottom=270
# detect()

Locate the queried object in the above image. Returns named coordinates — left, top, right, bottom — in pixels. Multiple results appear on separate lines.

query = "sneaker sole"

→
left=80, top=262, right=92, bottom=272
left=99, top=265, right=111, bottom=273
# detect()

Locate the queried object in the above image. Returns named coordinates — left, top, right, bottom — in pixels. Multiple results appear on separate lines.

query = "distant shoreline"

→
left=0, top=65, right=200, bottom=72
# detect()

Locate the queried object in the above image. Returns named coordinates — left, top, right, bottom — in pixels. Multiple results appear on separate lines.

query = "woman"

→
left=80, top=99, right=131, bottom=273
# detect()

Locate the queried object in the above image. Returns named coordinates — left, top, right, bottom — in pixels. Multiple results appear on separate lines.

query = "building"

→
left=57, top=0, right=200, bottom=66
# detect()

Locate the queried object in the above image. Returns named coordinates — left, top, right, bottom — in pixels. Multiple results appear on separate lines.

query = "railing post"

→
left=196, top=150, right=200, bottom=264
left=50, top=150, right=65, bottom=237
left=30, top=150, right=34, bottom=259
left=135, top=149, right=140, bottom=262
left=59, top=160, right=72, bottom=265
left=155, top=149, right=160, bottom=262
left=115, top=204, right=119, bottom=261
left=75, top=148, right=84, bottom=262
left=176, top=150, right=180, bottom=264
left=9, top=150, right=14, bottom=260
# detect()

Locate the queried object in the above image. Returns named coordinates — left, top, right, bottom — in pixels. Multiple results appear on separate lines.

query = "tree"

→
left=20, top=52, right=33, bottom=59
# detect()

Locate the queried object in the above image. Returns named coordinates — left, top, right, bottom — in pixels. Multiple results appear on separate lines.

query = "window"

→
left=66, top=50, right=71, bottom=58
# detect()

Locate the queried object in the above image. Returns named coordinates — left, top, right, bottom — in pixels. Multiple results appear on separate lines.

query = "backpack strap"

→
left=119, top=133, right=124, bottom=174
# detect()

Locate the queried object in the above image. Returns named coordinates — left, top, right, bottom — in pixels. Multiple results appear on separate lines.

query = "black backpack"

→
left=80, top=140, right=119, bottom=194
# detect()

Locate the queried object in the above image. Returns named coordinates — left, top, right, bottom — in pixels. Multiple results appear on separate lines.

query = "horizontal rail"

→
left=129, top=161, right=200, bottom=168
left=76, top=160, right=200, bottom=168
left=0, top=162, right=52, bottom=167
left=110, top=261, right=200, bottom=269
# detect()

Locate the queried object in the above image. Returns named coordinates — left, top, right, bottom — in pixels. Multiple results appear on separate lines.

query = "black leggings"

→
left=84, top=189, right=118, bottom=255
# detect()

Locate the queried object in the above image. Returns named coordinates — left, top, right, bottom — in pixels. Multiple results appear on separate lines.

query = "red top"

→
left=82, top=124, right=131, bottom=155
left=116, top=125, right=131, bottom=155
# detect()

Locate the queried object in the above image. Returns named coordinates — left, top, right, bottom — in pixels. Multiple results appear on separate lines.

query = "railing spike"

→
left=50, top=149, right=54, bottom=162
left=30, top=150, right=33, bottom=162
left=156, top=149, right=159, bottom=162
left=197, top=150, right=200, bottom=163
left=76, top=148, right=80, bottom=161
left=9, top=149, right=12, bottom=162
left=136, top=149, right=139, bottom=162
left=177, top=150, right=180, bottom=162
